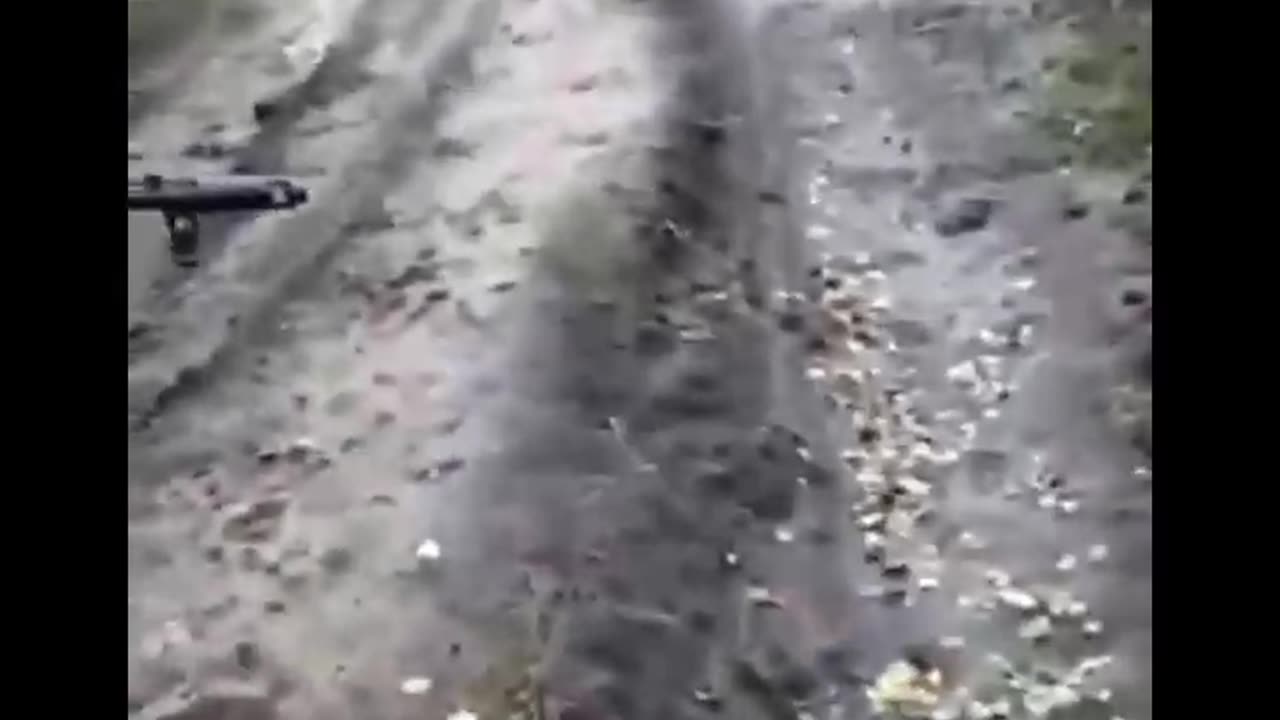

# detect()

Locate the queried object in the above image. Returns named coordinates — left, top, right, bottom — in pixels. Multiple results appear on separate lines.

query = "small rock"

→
left=1120, top=288, right=1148, bottom=307
left=569, top=75, right=599, bottom=93
left=1063, top=203, right=1090, bottom=221
left=758, top=190, right=787, bottom=205
left=997, top=588, right=1039, bottom=611
left=1019, top=615, right=1053, bottom=641
left=489, top=280, right=518, bottom=293
left=412, top=457, right=466, bottom=482
left=234, top=640, right=260, bottom=671
left=222, top=497, right=290, bottom=543
left=1086, top=544, right=1110, bottom=563
left=1121, top=187, right=1147, bottom=205
left=264, top=600, right=286, bottom=614
left=935, top=197, right=998, bottom=237
left=400, top=676, right=434, bottom=695
left=692, top=685, right=723, bottom=710
left=746, top=585, right=785, bottom=608
left=368, top=494, right=397, bottom=507
left=416, top=539, right=443, bottom=563
left=252, top=100, right=280, bottom=124
left=320, top=547, right=354, bottom=574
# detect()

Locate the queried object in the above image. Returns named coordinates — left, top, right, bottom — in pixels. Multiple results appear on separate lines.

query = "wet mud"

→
left=129, top=1, right=1151, bottom=719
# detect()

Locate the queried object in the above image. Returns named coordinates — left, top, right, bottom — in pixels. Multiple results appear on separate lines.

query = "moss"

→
left=128, top=0, right=264, bottom=71
left=1035, top=14, right=1151, bottom=172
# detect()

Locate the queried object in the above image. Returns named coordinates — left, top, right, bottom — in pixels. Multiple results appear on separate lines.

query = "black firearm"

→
left=128, top=174, right=310, bottom=267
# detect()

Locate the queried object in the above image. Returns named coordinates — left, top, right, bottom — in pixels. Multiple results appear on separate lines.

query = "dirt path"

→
left=128, top=1, right=1151, bottom=719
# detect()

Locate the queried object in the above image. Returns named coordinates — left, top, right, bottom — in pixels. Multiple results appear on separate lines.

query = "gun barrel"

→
left=127, top=175, right=309, bottom=214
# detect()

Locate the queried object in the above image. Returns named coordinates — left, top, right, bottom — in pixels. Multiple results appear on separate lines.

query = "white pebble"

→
left=723, top=552, right=740, bottom=567
left=447, top=711, right=479, bottom=720
left=940, top=635, right=966, bottom=648
left=774, top=526, right=796, bottom=543
left=897, top=476, right=931, bottom=497
left=1056, top=554, right=1079, bottom=572
left=747, top=585, right=784, bottom=607
left=984, top=568, right=1011, bottom=588
left=1058, top=499, right=1081, bottom=515
left=400, top=676, right=434, bottom=695
left=415, top=539, right=442, bottom=562
left=1087, top=544, right=1110, bottom=563
left=1037, top=494, right=1058, bottom=509
left=998, top=588, right=1039, bottom=611
left=1083, top=619, right=1104, bottom=637
left=919, top=577, right=939, bottom=591
left=1018, top=615, right=1053, bottom=640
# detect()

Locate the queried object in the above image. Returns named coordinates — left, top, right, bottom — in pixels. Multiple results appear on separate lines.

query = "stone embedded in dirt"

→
left=998, top=588, right=1040, bottom=612
left=264, top=600, right=286, bottom=614
left=692, top=120, right=727, bottom=146
left=432, top=137, right=474, bottom=159
left=569, top=75, right=599, bottom=93
left=934, top=197, right=998, bottom=237
left=1122, top=186, right=1148, bottom=205
left=1063, top=203, right=1090, bottom=221
left=777, top=311, right=807, bottom=333
left=746, top=585, right=785, bottom=608
left=222, top=497, right=289, bottom=543
left=181, top=141, right=229, bottom=160
left=1120, top=288, right=1148, bottom=307
left=320, top=547, right=354, bottom=575
left=489, top=280, right=518, bottom=293
left=368, top=494, right=397, bottom=507
left=412, top=457, right=466, bottom=483
left=234, top=641, right=260, bottom=671
left=416, top=538, right=443, bottom=564
left=400, top=676, right=434, bottom=695
left=252, top=100, right=279, bottom=124
left=1019, top=615, right=1053, bottom=642
left=758, top=190, right=787, bottom=205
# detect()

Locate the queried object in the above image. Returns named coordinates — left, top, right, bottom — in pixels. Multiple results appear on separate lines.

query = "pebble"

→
left=234, top=640, right=260, bottom=671
left=1018, top=615, right=1053, bottom=641
left=935, top=197, right=998, bottom=237
left=774, top=527, right=796, bottom=543
left=997, top=588, right=1039, bottom=611
left=1055, top=554, right=1078, bottom=572
left=447, top=711, right=478, bottom=720
left=400, top=676, right=434, bottom=695
left=746, top=585, right=785, bottom=608
left=416, top=539, right=443, bottom=562
left=1087, top=544, right=1109, bottom=563
left=984, top=568, right=1012, bottom=588
left=1082, top=619, right=1104, bottom=637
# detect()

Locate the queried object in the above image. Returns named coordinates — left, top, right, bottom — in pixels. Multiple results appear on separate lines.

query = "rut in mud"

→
left=129, top=1, right=1151, bottom=719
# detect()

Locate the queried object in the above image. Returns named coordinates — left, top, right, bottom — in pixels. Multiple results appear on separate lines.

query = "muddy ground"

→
left=128, top=1, right=1151, bottom=718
